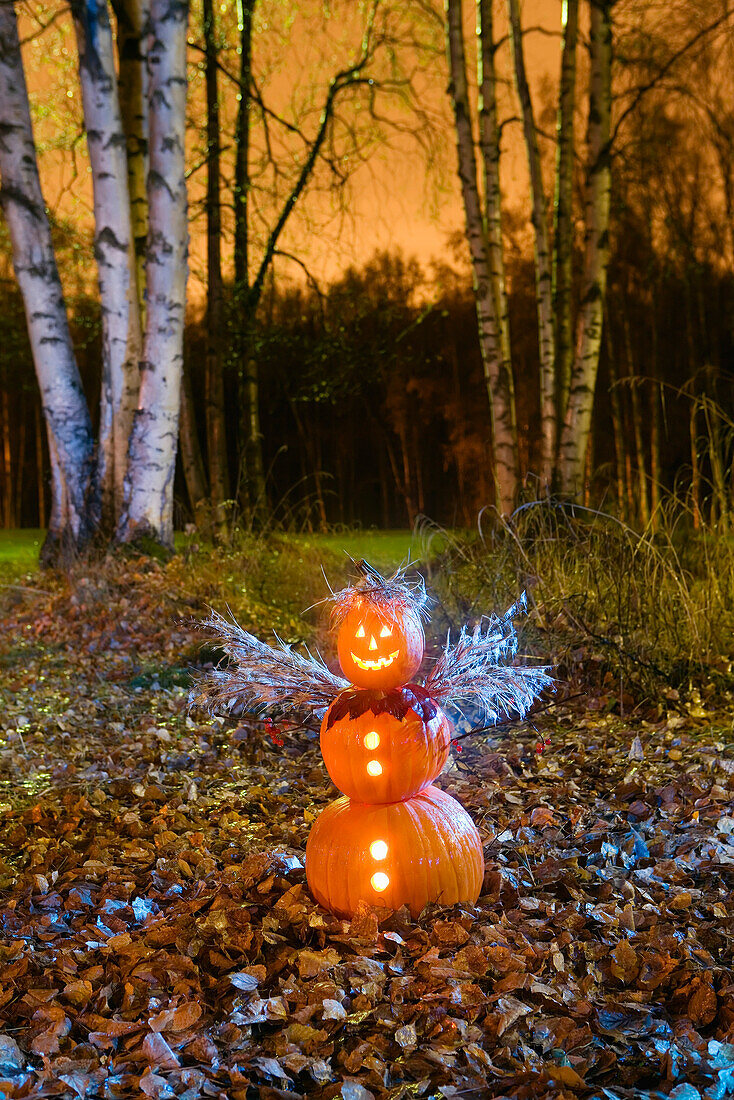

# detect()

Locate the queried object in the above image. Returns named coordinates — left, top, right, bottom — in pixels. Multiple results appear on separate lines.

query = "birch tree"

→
left=0, top=1, right=96, bottom=562
left=111, top=0, right=149, bottom=317
left=117, top=0, right=189, bottom=547
left=447, top=0, right=613, bottom=503
left=558, top=0, right=613, bottom=494
left=71, top=0, right=141, bottom=529
left=553, top=0, right=579, bottom=427
left=445, top=0, right=518, bottom=515
left=508, top=0, right=556, bottom=482
left=477, top=0, right=513, bottom=427
left=1, top=0, right=190, bottom=557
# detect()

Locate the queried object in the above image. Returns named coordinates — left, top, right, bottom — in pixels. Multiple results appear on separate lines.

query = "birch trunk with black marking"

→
left=477, top=0, right=512, bottom=383
left=446, top=0, right=517, bottom=515
left=508, top=0, right=555, bottom=483
left=117, top=0, right=188, bottom=548
left=112, top=0, right=149, bottom=319
left=558, top=0, right=612, bottom=496
left=553, top=0, right=578, bottom=434
left=203, top=0, right=229, bottom=530
left=0, top=2, right=96, bottom=561
left=72, top=0, right=141, bottom=530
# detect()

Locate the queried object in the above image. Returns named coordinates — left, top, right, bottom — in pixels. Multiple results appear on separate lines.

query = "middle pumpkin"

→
left=320, top=690, right=451, bottom=803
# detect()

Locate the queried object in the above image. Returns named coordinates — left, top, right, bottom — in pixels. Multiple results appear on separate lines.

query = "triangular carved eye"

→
left=355, top=623, right=365, bottom=638
left=380, top=624, right=392, bottom=637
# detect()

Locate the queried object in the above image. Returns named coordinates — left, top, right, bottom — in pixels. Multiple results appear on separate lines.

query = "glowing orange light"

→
left=366, top=759, right=382, bottom=776
left=371, top=871, right=389, bottom=892
left=364, top=731, right=380, bottom=750
left=370, top=839, right=388, bottom=860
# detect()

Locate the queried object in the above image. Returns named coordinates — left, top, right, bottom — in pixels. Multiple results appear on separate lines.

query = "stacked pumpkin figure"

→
left=307, top=573, right=484, bottom=917
left=198, top=561, right=551, bottom=919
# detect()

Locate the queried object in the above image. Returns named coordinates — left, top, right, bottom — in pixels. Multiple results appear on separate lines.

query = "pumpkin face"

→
left=336, top=603, right=424, bottom=690
left=305, top=784, right=484, bottom=918
left=320, top=702, right=451, bottom=803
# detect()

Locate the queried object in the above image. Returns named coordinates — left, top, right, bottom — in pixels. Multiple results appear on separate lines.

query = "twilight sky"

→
left=19, top=0, right=563, bottom=298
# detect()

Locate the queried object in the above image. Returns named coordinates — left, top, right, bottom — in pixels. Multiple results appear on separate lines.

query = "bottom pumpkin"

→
left=305, top=784, right=484, bottom=918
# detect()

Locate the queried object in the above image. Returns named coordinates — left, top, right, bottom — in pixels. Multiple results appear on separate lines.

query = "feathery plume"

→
left=192, top=610, right=348, bottom=719
left=423, top=593, right=553, bottom=724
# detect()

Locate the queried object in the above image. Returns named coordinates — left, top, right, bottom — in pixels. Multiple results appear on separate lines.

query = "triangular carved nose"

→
left=369, top=635, right=378, bottom=651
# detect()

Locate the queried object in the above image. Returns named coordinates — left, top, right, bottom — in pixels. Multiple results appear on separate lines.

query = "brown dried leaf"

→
left=142, top=1031, right=180, bottom=1070
left=148, top=1002, right=202, bottom=1033
left=688, top=980, right=717, bottom=1026
left=610, top=939, right=639, bottom=984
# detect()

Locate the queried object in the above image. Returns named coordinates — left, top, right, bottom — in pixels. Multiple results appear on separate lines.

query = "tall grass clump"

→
left=419, top=502, right=734, bottom=698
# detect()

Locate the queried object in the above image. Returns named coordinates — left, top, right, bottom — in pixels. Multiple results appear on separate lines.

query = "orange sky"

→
left=19, top=0, right=564, bottom=299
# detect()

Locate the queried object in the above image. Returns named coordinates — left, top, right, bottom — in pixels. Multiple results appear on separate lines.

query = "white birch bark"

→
left=72, top=0, right=141, bottom=530
left=552, top=0, right=579, bottom=434
left=445, top=0, right=517, bottom=515
left=508, top=0, right=556, bottom=483
left=559, top=0, right=613, bottom=496
left=112, top=0, right=150, bottom=321
left=117, top=0, right=189, bottom=548
left=477, top=0, right=514, bottom=419
left=0, top=2, right=96, bottom=561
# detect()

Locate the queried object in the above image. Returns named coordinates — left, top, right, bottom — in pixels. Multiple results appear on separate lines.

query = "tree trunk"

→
left=0, top=3, right=96, bottom=561
left=234, top=0, right=266, bottom=523
left=1, top=387, right=11, bottom=528
left=179, top=358, right=208, bottom=524
left=558, top=0, right=613, bottom=497
left=117, top=0, right=189, bottom=549
left=508, top=0, right=555, bottom=483
left=704, top=374, right=728, bottom=531
left=689, top=395, right=701, bottom=530
left=623, top=310, right=649, bottom=526
left=604, top=309, right=627, bottom=520
left=35, top=400, right=46, bottom=528
left=72, top=0, right=141, bottom=531
left=553, top=0, right=579, bottom=437
left=203, top=0, right=229, bottom=530
left=477, top=0, right=513, bottom=408
left=241, top=356, right=267, bottom=523
left=111, top=0, right=149, bottom=321
left=234, top=0, right=254, bottom=297
left=648, top=298, right=660, bottom=529
left=14, top=391, right=25, bottom=528
left=445, top=0, right=517, bottom=515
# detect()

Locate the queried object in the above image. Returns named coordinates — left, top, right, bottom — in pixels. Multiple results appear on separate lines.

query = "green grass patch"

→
left=0, top=528, right=438, bottom=574
left=0, top=529, right=45, bottom=570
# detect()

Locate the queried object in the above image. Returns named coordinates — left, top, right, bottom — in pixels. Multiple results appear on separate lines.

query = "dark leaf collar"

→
left=325, top=683, right=437, bottom=727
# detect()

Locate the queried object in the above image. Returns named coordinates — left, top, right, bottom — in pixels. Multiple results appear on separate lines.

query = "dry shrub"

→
left=419, top=503, right=734, bottom=698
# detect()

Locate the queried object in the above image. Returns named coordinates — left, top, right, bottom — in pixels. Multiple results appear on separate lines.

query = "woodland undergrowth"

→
left=0, top=526, right=732, bottom=1099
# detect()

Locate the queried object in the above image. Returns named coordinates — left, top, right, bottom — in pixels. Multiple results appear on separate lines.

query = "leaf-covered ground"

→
left=0, top=557, right=733, bottom=1100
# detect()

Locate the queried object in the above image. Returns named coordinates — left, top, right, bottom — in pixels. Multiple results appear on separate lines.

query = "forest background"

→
left=1, top=0, right=734, bottom=549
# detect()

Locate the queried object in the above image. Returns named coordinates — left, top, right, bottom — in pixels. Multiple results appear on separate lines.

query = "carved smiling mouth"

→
left=351, top=650, right=399, bottom=671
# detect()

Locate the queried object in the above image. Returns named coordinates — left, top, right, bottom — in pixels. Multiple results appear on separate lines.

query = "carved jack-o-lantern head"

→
left=331, top=561, right=427, bottom=690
